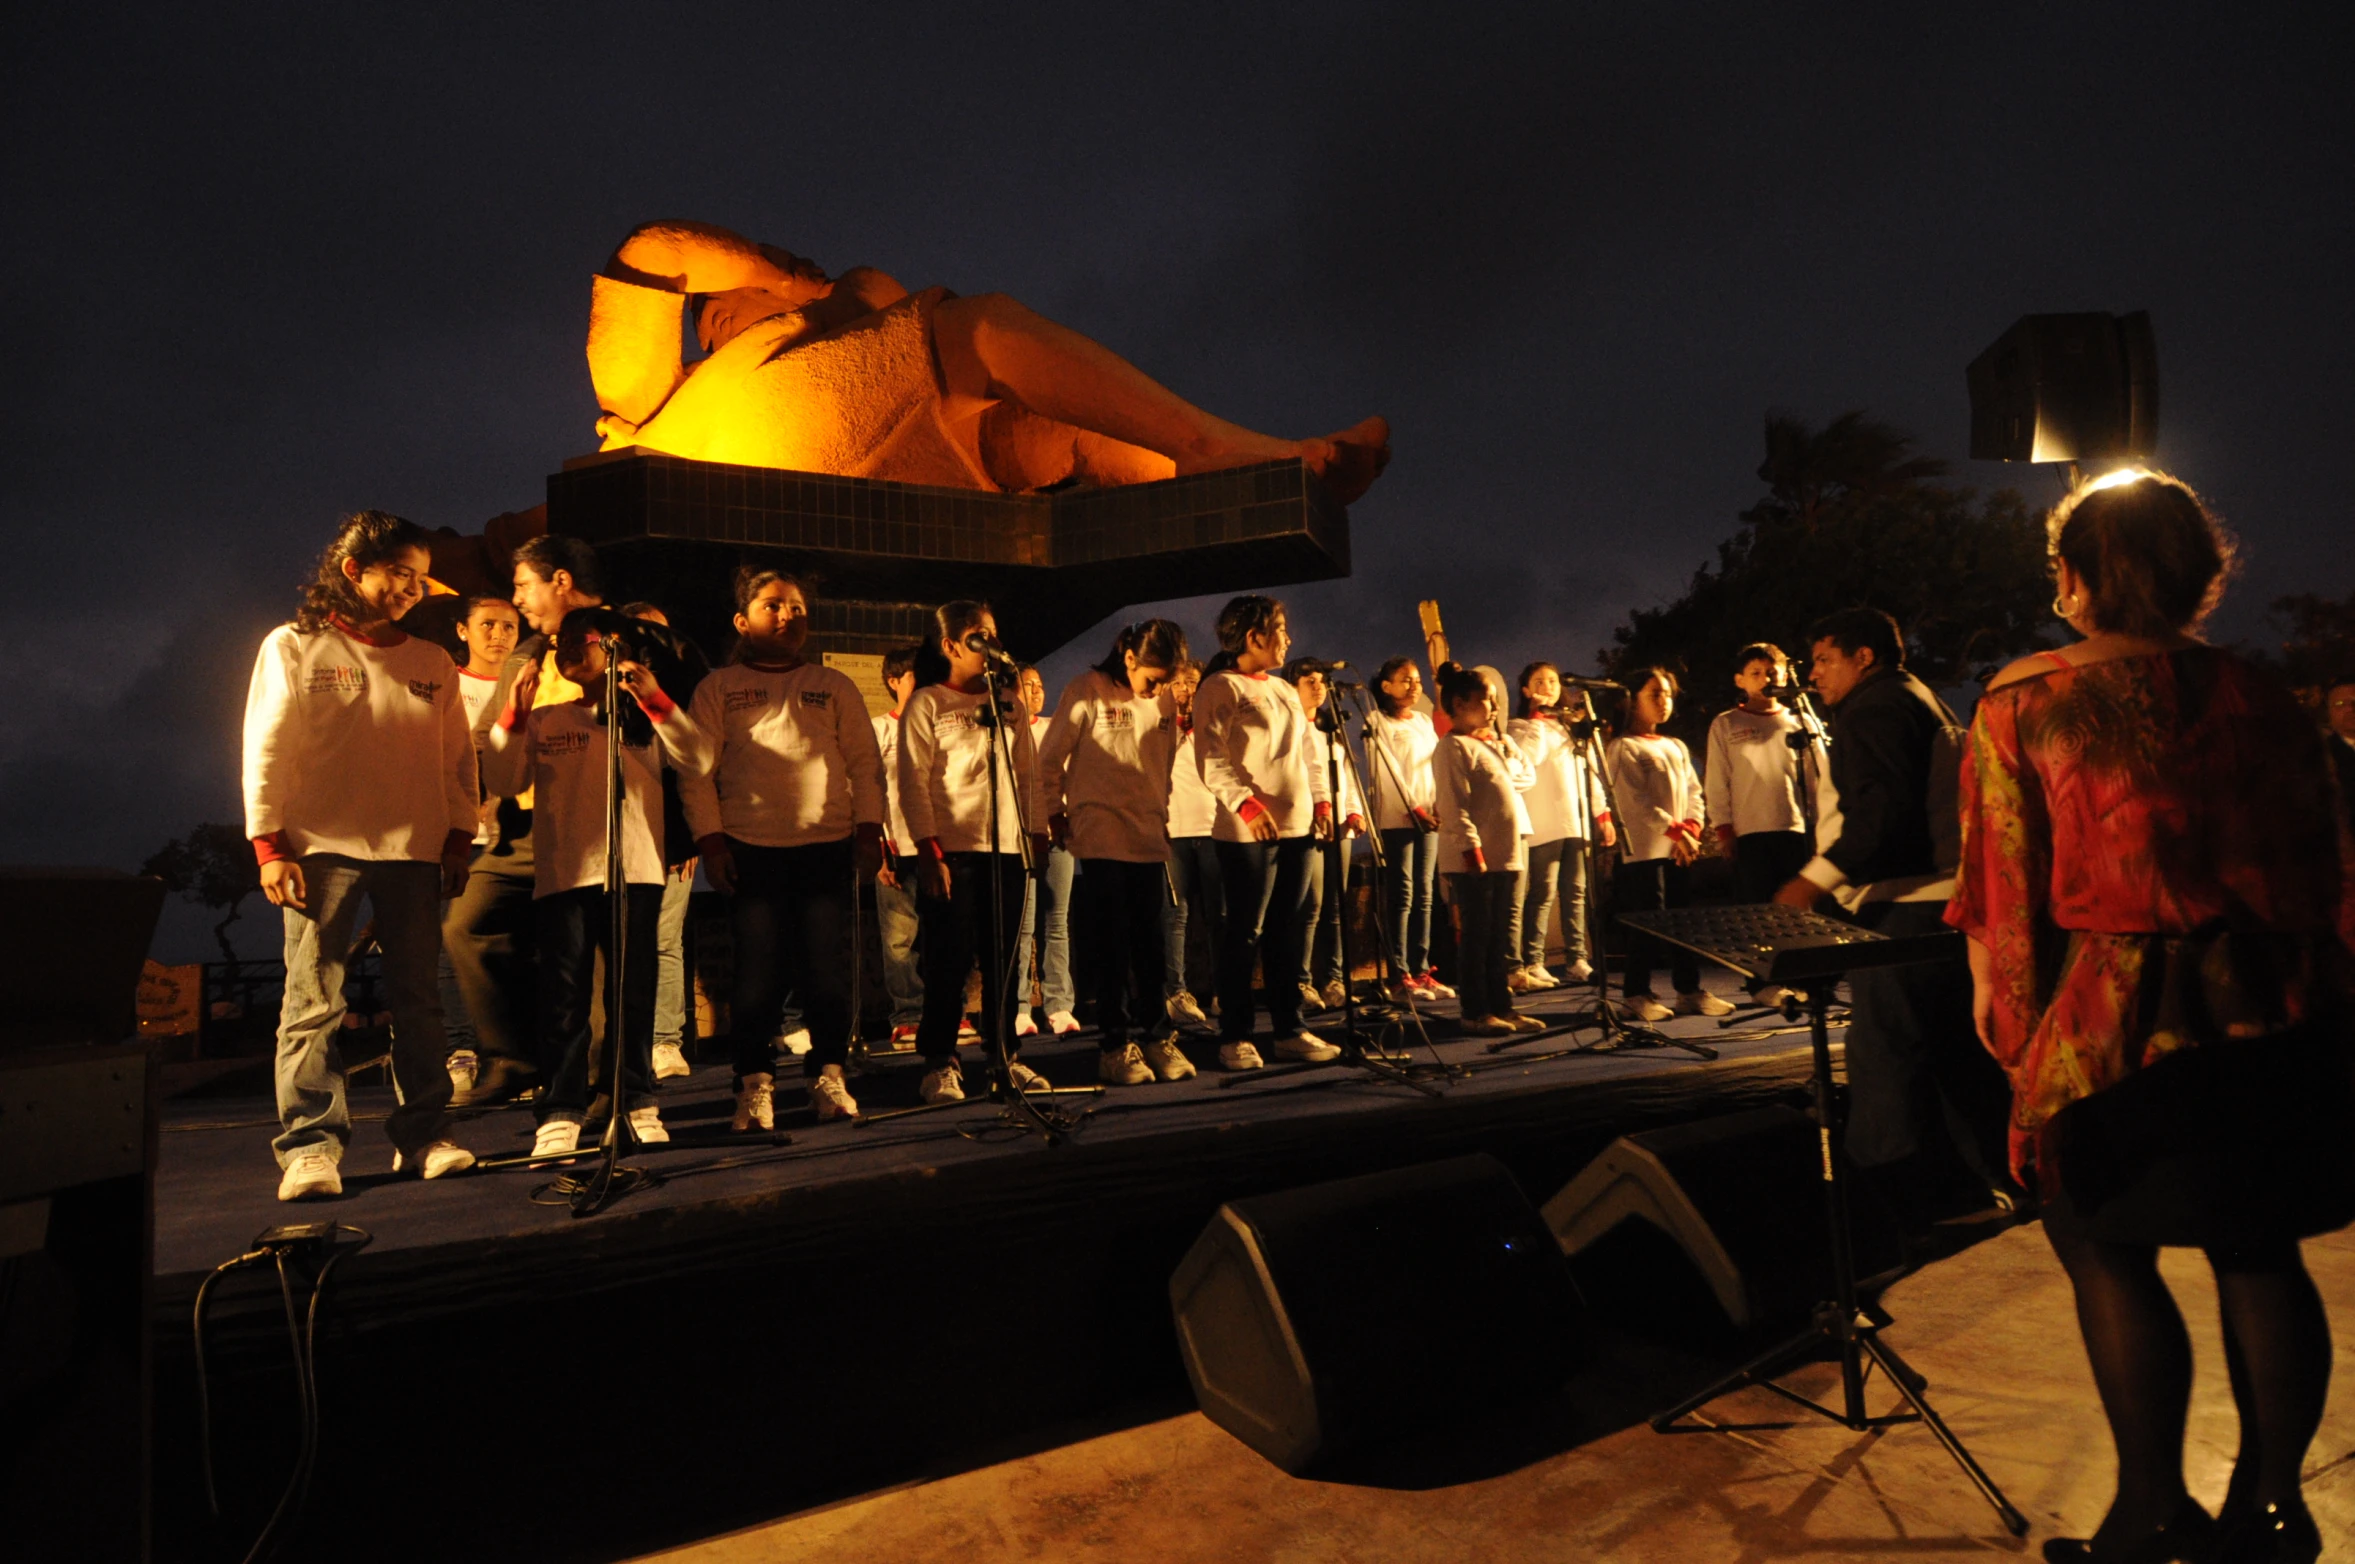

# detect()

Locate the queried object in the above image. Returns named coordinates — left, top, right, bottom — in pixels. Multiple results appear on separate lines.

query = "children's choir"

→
left=244, top=512, right=1816, bottom=1200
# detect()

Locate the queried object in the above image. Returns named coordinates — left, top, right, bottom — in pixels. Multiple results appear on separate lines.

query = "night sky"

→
left=6, top=3, right=2347, bottom=958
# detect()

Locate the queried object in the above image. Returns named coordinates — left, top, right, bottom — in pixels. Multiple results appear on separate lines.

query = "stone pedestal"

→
left=545, top=450, right=1350, bottom=661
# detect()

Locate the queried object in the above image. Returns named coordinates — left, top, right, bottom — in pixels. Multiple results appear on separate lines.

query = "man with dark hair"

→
left=1774, top=607, right=2014, bottom=1217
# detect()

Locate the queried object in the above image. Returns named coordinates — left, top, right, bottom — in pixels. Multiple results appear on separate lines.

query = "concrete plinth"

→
left=546, top=451, right=1351, bottom=660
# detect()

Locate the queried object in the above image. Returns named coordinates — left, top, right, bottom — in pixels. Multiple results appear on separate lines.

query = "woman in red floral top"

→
left=1950, top=471, right=2353, bottom=1564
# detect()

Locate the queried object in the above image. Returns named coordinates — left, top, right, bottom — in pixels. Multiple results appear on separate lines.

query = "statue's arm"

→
left=602, top=220, right=808, bottom=295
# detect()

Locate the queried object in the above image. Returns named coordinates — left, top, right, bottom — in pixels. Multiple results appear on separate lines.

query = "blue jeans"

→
left=1510, top=837, right=1593, bottom=968
left=1294, top=841, right=1350, bottom=988
left=1016, top=844, right=1076, bottom=1016
left=875, top=856, right=926, bottom=1026
left=1378, top=826, right=1439, bottom=976
left=272, top=856, right=452, bottom=1164
left=653, top=869, right=693, bottom=1049
left=1163, top=837, right=1220, bottom=1000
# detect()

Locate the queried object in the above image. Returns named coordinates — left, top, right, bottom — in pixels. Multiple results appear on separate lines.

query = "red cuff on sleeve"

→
left=636, top=687, right=677, bottom=722
left=1238, top=797, right=1270, bottom=825
left=497, top=703, right=527, bottom=733
left=1594, top=810, right=1612, bottom=823
left=1313, top=800, right=1332, bottom=819
left=252, top=831, right=293, bottom=867
left=918, top=837, right=946, bottom=862
left=1345, top=813, right=1364, bottom=834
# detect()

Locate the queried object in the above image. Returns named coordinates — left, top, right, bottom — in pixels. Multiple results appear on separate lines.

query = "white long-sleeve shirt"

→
left=677, top=662, right=883, bottom=849
left=241, top=622, right=478, bottom=863
left=481, top=696, right=703, bottom=895
left=1435, top=730, right=1534, bottom=872
left=1193, top=669, right=1329, bottom=842
left=1506, top=716, right=1610, bottom=844
left=1038, top=669, right=1178, bottom=863
left=1606, top=732, right=1705, bottom=864
left=1704, top=705, right=1807, bottom=837
left=1302, top=725, right=1365, bottom=824
left=1363, top=709, right=1438, bottom=830
left=873, top=710, right=915, bottom=858
left=1167, top=730, right=1218, bottom=839
left=896, top=682, right=1047, bottom=853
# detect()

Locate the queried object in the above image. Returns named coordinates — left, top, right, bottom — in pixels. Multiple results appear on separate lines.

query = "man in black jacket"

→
left=1772, top=608, right=2012, bottom=1212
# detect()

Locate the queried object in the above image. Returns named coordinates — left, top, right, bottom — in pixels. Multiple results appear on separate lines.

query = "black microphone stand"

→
left=858, top=649, right=1098, bottom=1138
left=1484, top=702, right=1716, bottom=1063
left=1222, top=683, right=1449, bottom=1095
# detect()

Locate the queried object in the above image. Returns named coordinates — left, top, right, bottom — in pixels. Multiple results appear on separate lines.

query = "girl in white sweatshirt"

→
left=482, top=619, right=706, bottom=1156
left=1603, top=668, right=1731, bottom=1021
left=242, top=510, right=481, bottom=1200
left=896, top=601, right=1053, bottom=1103
left=1039, top=620, right=1197, bottom=1087
left=678, top=569, right=887, bottom=1130
left=1506, top=663, right=1617, bottom=990
left=1365, top=656, right=1448, bottom=1002
left=1192, top=595, right=1340, bottom=1068
left=1433, top=665, right=1545, bottom=1035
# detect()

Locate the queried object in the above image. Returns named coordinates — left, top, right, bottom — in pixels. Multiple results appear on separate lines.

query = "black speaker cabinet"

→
left=1169, top=1154, right=1578, bottom=1473
left=1968, top=310, right=2158, bottom=465
left=1540, top=1106, right=1897, bottom=1336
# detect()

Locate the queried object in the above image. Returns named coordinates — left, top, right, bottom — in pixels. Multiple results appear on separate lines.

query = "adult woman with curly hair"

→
left=1950, top=470, right=2355, bottom=1564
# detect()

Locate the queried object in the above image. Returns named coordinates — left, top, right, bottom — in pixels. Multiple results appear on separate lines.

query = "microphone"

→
left=1562, top=675, right=1624, bottom=691
left=963, top=629, right=1017, bottom=664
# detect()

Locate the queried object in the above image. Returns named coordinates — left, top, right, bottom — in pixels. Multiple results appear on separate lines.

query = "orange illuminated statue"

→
left=588, top=221, right=1390, bottom=502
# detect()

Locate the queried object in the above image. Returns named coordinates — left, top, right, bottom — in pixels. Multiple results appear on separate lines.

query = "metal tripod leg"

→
left=1858, top=1328, right=2029, bottom=1535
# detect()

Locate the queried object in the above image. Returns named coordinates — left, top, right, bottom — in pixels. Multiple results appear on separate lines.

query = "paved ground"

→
left=640, top=1223, right=2355, bottom=1562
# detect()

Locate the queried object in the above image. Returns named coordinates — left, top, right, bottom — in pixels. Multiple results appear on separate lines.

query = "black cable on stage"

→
left=192, top=1222, right=371, bottom=1564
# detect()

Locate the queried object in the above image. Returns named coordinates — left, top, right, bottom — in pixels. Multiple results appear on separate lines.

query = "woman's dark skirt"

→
left=2041, top=1022, right=2355, bottom=1248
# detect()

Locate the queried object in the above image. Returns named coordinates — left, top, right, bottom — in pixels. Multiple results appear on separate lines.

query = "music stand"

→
left=1624, top=903, right=2027, bottom=1538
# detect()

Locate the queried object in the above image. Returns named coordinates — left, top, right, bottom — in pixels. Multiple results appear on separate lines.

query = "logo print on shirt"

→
left=540, top=730, right=593, bottom=758
left=407, top=678, right=441, bottom=702
left=799, top=689, right=831, bottom=709
left=305, top=665, right=367, bottom=695
left=724, top=689, right=768, bottom=714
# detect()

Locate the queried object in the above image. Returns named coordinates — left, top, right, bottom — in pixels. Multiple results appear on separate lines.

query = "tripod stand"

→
left=1487, top=699, right=1715, bottom=1063
left=857, top=652, right=1098, bottom=1140
left=1630, top=903, right=2027, bottom=1537
left=1222, top=681, right=1449, bottom=1095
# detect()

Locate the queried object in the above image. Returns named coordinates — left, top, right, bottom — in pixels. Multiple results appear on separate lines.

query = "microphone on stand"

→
left=963, top=629, right=1019, bottom=665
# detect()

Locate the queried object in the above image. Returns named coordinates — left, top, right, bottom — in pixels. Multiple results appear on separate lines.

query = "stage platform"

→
left=152, top=976, right=1836, bottom=1564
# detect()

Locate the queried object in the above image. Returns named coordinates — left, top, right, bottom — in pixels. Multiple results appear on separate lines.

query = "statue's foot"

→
left=1301, top=416, right=1391, bottom=505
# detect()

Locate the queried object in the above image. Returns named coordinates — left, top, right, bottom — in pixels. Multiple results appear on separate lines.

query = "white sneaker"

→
left=1099, top=1044, right=1154, bottom=1086
left=1015, top=1011, right=1039, bottom=1037
left=921, top=1061, right=966, bottom=1103
left=1141, top=1037, right=1197, bottom=1081
left=392, top=1140, right=475, bottom=1179
left=1506, top=968, right=1537, bottom=995
left=627, top=1104, right=669, bottom=1144
left=1421, top=974, right=1459, bottom=1000
left=1218, top=1041, right=1265, bottom=1070
left=533, top=1115, right=584, bottom=1159
left=1047, top=1010, right=1081, bottom=1036
left=1007, top=1060, right=1052, bottom=1092
left=1270, top=1030, right=1342, bottom=1062
left=1674, top=991, right=1736, bottom=1018
left=1166, top=992, right=1210, bottom=1029
left=1297, top=982, right=1328, bottom=1015
left=1522, top=966, right=1560, bottom=991
left=446, top=1050, right=478, bottom=1095
left=651, top=1042, right=691, bottom=1080
left=1752, top=984, right=1794, bottom=1009
left=731, top=1072, right=775, bottom=1132
left=276, top=1146, right=342, bottom=1202
left=1320, top=980, right=1349, bottom=1011
left=1622, top=995, right=1673, bottom=1023
left=958, top=1016, right=979, bottom=1040
left=778, top=1027, right=812, bottom=1056
left=1565, top=959, right=1596, bottom=984
left=808, top=1064, right=859, bottom=1121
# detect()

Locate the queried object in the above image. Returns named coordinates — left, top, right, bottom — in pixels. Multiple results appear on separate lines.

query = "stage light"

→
left=2081, top=465, right=2154, bottom=493
left=1967, top=311, right=2158, bottom=465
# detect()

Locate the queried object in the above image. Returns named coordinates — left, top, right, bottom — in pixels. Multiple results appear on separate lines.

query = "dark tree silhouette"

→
left=2268, top=586, right=2355, bottom=694
left=143, top=822, right=262, bottom=967
left=1601, top=411, right=2055, bottom=740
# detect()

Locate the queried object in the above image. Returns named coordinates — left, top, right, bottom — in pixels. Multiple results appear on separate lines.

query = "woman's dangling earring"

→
left=2052, top=594, right=2070, bottom=620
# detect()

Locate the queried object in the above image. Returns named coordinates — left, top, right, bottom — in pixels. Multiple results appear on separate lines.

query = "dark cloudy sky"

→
left=5, top=3, right=2347, bottom=958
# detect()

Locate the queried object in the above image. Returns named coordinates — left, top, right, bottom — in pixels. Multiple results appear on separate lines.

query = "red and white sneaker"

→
left=1046, top=1010, right=1081, bottom=1036
left=808, top=1064, right=859, bottom=1121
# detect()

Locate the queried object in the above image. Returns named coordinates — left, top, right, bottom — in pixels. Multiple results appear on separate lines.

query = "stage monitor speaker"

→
left=1540, top=1106, right=1898, bottom=1335
left=1169, top=1153, right=1578, bottom=1474
left=1967, top=310, right=2158, bottom=464
left=0, top=867, right=166, bottom=1056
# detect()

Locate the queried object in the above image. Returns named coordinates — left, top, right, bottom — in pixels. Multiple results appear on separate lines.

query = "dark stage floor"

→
left=153, top=973, right=1840, bottom=1563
